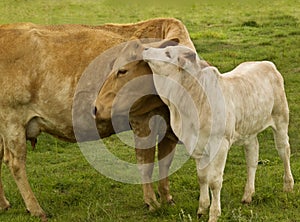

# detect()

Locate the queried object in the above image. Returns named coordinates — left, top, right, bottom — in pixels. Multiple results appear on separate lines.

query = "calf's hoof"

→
left=241, top=196, right=252, bottom=204
left=197, top=213, right=203, bottom=219
left=283, top=179, right=294, bottom=193
left=197, top=207, right=208, bottom=218
left=208, top=216, right=218, bottom=222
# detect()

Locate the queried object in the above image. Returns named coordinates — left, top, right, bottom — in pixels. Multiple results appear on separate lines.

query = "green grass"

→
left=0, top=0, right=300, bottom=221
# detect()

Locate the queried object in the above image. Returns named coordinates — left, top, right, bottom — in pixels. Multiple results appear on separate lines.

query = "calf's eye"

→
left=165, top=51, right=171, bottom=58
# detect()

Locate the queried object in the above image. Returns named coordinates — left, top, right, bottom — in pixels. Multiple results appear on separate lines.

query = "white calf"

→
left=143, top=45, right=294, bottom=222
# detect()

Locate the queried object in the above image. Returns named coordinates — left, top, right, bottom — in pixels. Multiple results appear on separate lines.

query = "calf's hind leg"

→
left=272, top=125, right=294, bottom=192
left=272, top=90, right=294, bottom=192
left=242, top=136, right=259, bottom=203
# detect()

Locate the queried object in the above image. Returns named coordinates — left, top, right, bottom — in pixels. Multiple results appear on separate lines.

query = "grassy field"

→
left=0, top=0, right=300, bottom=221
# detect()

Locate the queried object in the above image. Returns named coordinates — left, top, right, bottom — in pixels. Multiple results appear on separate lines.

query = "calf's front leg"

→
left=196, top=139, right=229, bottom=222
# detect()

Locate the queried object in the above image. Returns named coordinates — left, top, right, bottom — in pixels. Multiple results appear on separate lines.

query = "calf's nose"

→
left=142, top=49, right=150, bottom=62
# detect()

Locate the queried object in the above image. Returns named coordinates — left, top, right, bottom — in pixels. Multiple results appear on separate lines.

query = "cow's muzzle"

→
left=93, top=103, right=112, bottom=120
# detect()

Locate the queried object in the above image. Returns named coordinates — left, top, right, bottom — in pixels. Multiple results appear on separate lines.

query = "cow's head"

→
left=93, top=38, right=180, bottom=120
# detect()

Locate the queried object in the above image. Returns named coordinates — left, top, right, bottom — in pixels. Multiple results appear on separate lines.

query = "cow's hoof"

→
left=167, top=198, right=176, bottom=206
left=26, top=208, right=48, bottom=222
left=0, top=204, right=11, bottom=211
left=40, top=213, right=48, bottom=222
left=146, top=200, right=161, bottom=211
left=0, top=198, right=11, bottom=211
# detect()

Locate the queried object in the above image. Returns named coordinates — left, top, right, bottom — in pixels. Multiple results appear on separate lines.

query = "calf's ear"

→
left=177, top=55, right=187, bottom=69
left=178, top=51, right=196, bottom=69
left=159, top=38, right=180, bottom=48
left=183, top=51, right=196, bottom=62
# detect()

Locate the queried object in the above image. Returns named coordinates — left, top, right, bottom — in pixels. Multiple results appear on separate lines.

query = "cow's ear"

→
left=109, top=58, right=116, bottom=70
left=159, top=38, right=180, bottom=48
left=122, top=39, right=144, bottom=51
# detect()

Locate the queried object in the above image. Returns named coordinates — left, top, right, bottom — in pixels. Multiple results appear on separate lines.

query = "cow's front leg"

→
left=0, top=142, right=10, bottom=210
left=135, top=147, right=160, bottom=210
left=131, top=113, right=161, bottom=210
left=3, top=127, right=47, bottom=221
left=157, top=135, right=177, bottom=205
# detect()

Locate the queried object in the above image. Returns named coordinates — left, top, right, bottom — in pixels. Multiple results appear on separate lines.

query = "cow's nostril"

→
left=92, top=106, right=97, bottom=118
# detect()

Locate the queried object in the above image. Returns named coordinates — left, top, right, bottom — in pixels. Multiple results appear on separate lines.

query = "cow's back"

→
left=0, top=23, right=124, bottom=104
left=95, top=18, right=196, bottom=50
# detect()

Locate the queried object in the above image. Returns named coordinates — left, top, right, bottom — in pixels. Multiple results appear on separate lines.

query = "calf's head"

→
left=142, top=45, right=211, bottom=120
left=142, top=45, right=207, bottom=81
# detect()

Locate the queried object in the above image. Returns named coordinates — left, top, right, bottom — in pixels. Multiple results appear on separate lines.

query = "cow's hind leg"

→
left=3, top=126, right=46, bottom=221
left=0, top=139, right=10, bottom=210
left=157, top=135, right=177, bottom=205
left=242, top=136, right=259, bottom=203
left=272, top=122, right=294, bottom=192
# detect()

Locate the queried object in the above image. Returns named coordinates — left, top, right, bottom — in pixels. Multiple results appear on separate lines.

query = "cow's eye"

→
left=117, top=69, right=128, bottom=76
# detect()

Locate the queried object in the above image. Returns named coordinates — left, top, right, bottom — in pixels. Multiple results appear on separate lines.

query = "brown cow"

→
left=0, top=18, right=196, bottom=220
